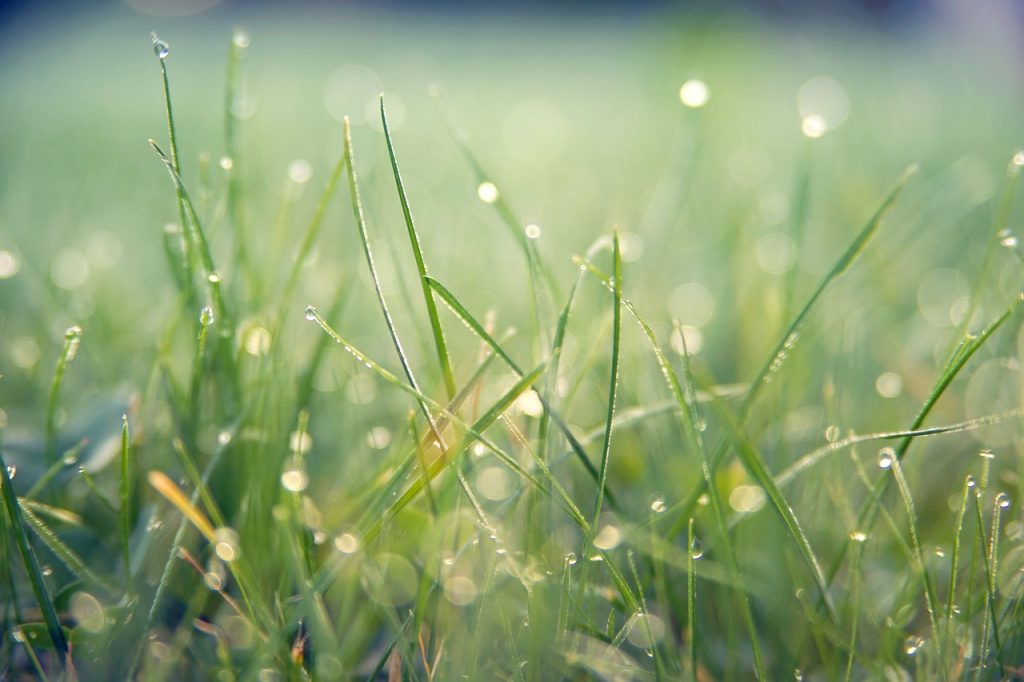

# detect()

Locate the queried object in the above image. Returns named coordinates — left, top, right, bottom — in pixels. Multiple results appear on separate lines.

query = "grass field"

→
left=1, top=4, right=1024, bottom=679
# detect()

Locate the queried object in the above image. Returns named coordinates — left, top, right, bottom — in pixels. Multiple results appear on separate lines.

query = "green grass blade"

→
left=119, top=414, right=133, bottom=595
left=0, top=445, right=69, bottom=666
left=687, top=517, right=698, bottom=682
left=341, top=116, right=447, bottom=451
left=886, top=454, right=944, bottom=664
left=45, top=325, right=82, bottom=465
left=381, top=95, right=457, bottom=399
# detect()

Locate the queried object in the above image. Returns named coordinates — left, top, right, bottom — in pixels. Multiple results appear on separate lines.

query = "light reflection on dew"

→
left=477, top=181, right=499, bottom=204
left=801, top=114, right=827, bottom=139
left=679, top=79, right=709, bottom=108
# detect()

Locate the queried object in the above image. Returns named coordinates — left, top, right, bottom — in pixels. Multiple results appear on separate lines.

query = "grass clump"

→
left=1, top=25, right=1024, bottom=681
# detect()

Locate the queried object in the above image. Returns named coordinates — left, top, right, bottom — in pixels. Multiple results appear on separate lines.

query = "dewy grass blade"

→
left=590, top=229, right=622, bottom=527
left=341, top=116, right=447, bottom=452
left=886, top=454, right=943, bottom=663
left=119, top=415, right=133, bottom=595
left=45, top=325, right=82, bottom=465
left=425, top=274, right=615, bottom=505
left=381, top=96, right=457, bottom=399
left=0, top=443, right=69, bottom=666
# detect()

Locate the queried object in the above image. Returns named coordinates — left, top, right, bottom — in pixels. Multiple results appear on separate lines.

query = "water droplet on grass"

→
left=649, top=496, right=667, bottom=513
left=4, top=465, right=15, bottom=480
left=199, top=306, right=214, bottom=326
left=878, top=447, right=895, bottom=469
left=524, top=223, right=541, bottom=239
left=304, top=305, right=318, bottom=321
left=849, top=530, right=868, bottom=543
left=334, top=532, right=360, bottom=554
left=213, top=528, right=240, bottom=562
left=966, top=475, right=977, bottom=488
left=689, top=537, right=704, bottom=559
left=904, top=635, right=925, bottom=655
left=218, top=156, right=234, bottom=171
left=281, top=468, right=309, bottom=493
left=151, top=33, right=170, bottom=60
left=979, top=449, right=995, bottom=460
left=996, top=492, right=1011, bottom=509
left=477, top=181, right=499, bottom=204
left=679, top=79, right=709, bottom=108
left=232, top=30, right=250, bottom=48
left=999, top=228, right=1018, bottom=248
left=565, top=552, right=577, bottom=566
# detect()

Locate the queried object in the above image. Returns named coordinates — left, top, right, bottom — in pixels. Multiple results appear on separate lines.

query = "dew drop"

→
left=649, top=496, right=667, bottom=514
left=4, top=465, right=15, bottom=480
left=996, top=492, right=1011, bottom=509
left=207, top=272, right=222, bottom=285
left=213, top=528, right=240, bottom=562
left=849, top=530, right=868, bottom=543
left=199, top=305, right=214, bottom=326
left=232, top=30, right=250, bottom=48
left=334, top=532, right=360, bottom=554
left=1014, top=151, right=1024, bottom=167
left=999, top=228, right=1018, bottom=248
left=565, top=552, right=577, bottom=566
left=979, top=449, right=995, bottom=460
left=877, top=447, right=895, bottom=469
left=151, top=33, right=169, bottom=60
left=524, top=223, right=541, bottom=239
left=281, top=468, right=309, bottom=493
left=679, top=79, right=709, bottom=108
left=904, top=635, right=925, bottom=656
left=288, top=159, right=313, bottom=184
left=689, top=537, right=704, bottom=560
left=794, top=669, right=804, bottom=681
left=304, top=305, right=318, bottom=321
left=218, top=156, right=234, bottom=171
left=11, top=627, right=25, bottom=643
left=63, top=452, right=79, bottom=466
left=824, top=425, right=840, bottom=442
left=217, top=430, right=232, bottom=446
left=966, top=475, right=977, bottom=489
left=477, top=181, right=499, bottom=204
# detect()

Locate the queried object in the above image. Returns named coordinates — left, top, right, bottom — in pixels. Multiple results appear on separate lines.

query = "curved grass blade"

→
left=119, top=415, right=133, bottom=595
left=381, top=96, right=456, bottom=399
left=45, top=326, right=82, bottom=465
left=0, top=446, right=68, bottom=666
left=17, top=502, right=120, bottom=597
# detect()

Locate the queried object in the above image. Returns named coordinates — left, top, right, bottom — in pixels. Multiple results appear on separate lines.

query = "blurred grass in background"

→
left=1, top=0, right=1024, bottom=679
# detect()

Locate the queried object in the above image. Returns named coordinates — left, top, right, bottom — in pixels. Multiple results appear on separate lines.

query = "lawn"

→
left=1, top=3, right=1023, bottom=679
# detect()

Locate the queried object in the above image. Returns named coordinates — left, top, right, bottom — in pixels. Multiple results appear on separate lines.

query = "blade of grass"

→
left=45, top=325, right=82, bottom=465
left=0, top=443, right=68, bottom=666
left=886, top=453, right=944, bottom=664
left=381, top=95, right=456, bottom=399
left=120, top=414, right=133, bottom=594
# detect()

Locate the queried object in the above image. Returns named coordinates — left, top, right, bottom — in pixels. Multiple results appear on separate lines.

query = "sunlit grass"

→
left=1, top=16, right=1024, bottom=681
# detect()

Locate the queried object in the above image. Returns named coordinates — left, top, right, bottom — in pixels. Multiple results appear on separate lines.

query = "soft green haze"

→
left=1, top=4, right=1023, bottom=680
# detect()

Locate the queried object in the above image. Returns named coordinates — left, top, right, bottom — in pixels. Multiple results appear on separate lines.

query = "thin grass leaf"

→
left=119, top=414, right=133, bottom=594
left=886, top=454, right=944, bottom=663
left=0, top=446, right=68, bottom=665
left=45, top=325, right=82, bottom=465
left=687, top=517, right=697, bottom=682
left=17, top=502, right=119, bottom=597
left=381, top=95, right=456, bottom=399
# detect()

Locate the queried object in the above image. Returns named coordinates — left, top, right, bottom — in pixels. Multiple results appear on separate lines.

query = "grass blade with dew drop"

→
left=588, top=228, right=621, bottom=530
left=0, top=442, right=69, bottom=666
left=341, top=116, right=449, bottom=453
left=885, top=452, right=944, bottom=665
left=687, top=517, right=698, bottom=682
left=45, top=325, right=82, bottom=465
left=17, top=501, right=120, bottom=597
left=119, top=415, right=133, bottom=594
left=944, top=474, right=975, bottom=668
left=223, top=30, right=256, bottom=298
left=150, top=33, right=199, bottom=313
left=425, top=274, right=616, bottom=505
left=381, top=95, right=457, bottom=399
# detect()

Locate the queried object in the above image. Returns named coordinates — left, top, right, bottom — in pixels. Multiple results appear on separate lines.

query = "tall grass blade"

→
left=0, top=444, right=68, bottom=666
left=381, top=96, right=457, bottom=399
left=45, top=325, right=82, bottom=465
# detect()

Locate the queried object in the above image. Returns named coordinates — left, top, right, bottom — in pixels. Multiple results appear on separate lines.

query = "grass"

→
left=2, top=11, right=1024, bottom=680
